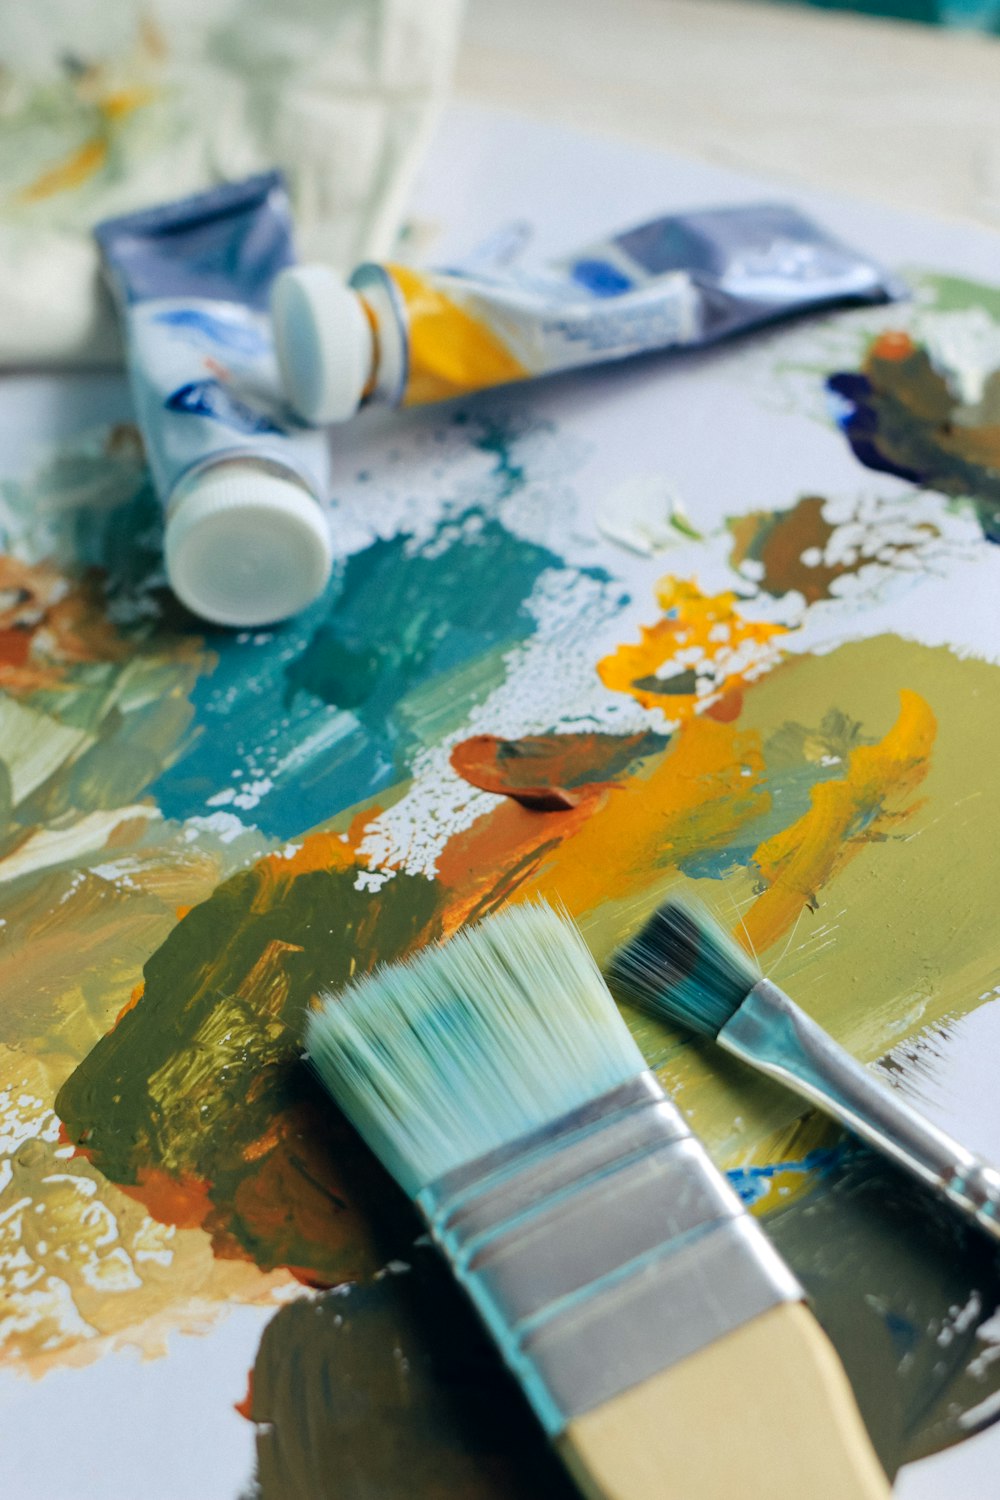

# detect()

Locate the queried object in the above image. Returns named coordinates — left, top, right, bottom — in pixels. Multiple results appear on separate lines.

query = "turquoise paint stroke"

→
left=150, top=511, right=582, bottom=838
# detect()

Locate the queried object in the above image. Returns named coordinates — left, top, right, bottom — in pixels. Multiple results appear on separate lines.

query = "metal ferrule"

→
left=416, top=1070, right=802, bottom=1436
left=721, top=979, right=1000, bottom=1244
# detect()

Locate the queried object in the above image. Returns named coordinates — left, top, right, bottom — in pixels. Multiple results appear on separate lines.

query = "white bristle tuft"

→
left=306, top=901, right=646, bottom=1198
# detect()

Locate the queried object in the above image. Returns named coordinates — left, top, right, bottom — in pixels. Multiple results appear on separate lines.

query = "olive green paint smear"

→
left=828, top=331, right=1000, bottom=543
left=56, top=858, right=444, bottom=1282
left=621, top=635, right=1000, bottom=1161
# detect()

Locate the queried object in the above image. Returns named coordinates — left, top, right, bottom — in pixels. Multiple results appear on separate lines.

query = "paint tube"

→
left=271, top=202, right=904, bottom=425
left=96, top=173, right=333, bottom=628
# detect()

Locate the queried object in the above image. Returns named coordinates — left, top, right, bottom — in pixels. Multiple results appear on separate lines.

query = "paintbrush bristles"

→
left=306, top=901, right=646, bottom=1198
left=609, top=899, right=760, bottom=1039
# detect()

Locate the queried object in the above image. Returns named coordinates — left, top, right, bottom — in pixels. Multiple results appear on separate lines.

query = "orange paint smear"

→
left=438, top=715, right=768, bottom=929
left=450, top=730, right=659, bottom=810
left=119, top=1167, right=214, bottom=1232
left=597, top=577, right=787, bottom=718
left=0, top=556, right=127, bottom=693
left=113, top=982, right=145, bottom=1029
left=741, top=688, right=936, bottom=955
left=253, top=812, right=377, bottom=911
left=217, top=1115, right=360, bottom=1276
left=870, top=330, right=916, bottom=363
left=516, top=715, right=768, bottom=916
left=235, top=1368, right=255, bottom=1422
left=436, top=791, right=603, bottom=932
left=17, top=138, right=109, bottom=203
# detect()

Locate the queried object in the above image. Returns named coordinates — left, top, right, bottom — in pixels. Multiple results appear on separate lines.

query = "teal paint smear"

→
left=149, top=511, right=577, bottom=838
left=460, top=410, right=527, bottom=496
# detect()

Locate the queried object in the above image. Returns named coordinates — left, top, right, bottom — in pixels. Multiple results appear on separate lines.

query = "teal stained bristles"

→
left=608, top=897, right=760, bottom=1038
left=306, top=901, right=646, bottom=1198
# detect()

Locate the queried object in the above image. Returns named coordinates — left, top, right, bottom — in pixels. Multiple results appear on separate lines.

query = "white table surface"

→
left=458, top=0, right=1000, bottom=229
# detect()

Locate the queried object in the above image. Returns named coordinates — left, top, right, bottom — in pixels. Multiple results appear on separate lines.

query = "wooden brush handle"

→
left=557, top=1301, right=890, bottom=1500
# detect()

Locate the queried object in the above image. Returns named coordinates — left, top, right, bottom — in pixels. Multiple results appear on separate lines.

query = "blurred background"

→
left=785, top=0, right=999, bottom=25
left=3, top=0, right=1000, bottom=368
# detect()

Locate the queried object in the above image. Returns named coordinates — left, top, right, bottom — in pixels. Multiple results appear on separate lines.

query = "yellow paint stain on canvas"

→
left=597, top=577, right=787, bottom=720
left=98, top=86, right=157, bottom=122
left=16, top=139, right=109, bottom=203
left=514, top=714, right=769, bottom=917
left=740, top=688, right=936, bottom=955
left=15, top=81, right=157, bottom=203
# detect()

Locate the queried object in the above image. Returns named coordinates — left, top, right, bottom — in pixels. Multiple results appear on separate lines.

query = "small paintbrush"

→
left=610, top=897, right=1000, bottom=1245
left=308, top=901, right=889, bottom=1500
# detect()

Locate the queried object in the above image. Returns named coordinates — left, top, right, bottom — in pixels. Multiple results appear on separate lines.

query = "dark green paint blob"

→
left=56, top=860, right=444, bottom=1280
left=828, top=343, right=1000, bottom=543
left=248, top=1249, right=576, bottom=1500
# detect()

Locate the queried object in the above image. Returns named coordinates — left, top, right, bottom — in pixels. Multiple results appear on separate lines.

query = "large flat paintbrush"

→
left=308, top=901, right=889, bottom=1500
left=610, top=897, right=1000, bottom=1245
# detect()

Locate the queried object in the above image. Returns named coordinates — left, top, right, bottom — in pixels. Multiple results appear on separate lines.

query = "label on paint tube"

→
left=96, top=173, right=329, bottom=513
left=127, top=296, right=327, bottom=503
left=97, top=173, right=335, bottom=627
left=348, top=203, right=905, bottom=412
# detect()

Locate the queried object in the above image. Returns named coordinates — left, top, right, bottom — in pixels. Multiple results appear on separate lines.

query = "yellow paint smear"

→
left=514, top=714, right=768, bottom=917
left=387, top=265, right=527, bottom=405
left=98, top=86, right=157, bottom=122
left=597, top=577, right=787, bottom=719
left=17, top=138, right=109, bottom=203
left=740, top=688, right=936, bottom=955
left=15, top=82, right=156, bottom=204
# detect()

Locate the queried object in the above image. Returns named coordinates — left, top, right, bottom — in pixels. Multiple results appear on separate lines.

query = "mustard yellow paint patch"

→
left=597, top=576, right=787, bottom=719
left=17, top=138, right=108, bottom=203
left=98, top=86, right=157, bottom=122
left=515, top=713, right=768, bottom=918
left=741, top=687, right=936, bottom=956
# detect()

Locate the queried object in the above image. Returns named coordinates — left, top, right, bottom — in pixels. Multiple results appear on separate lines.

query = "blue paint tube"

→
left=96, top=173, right=332, bottom=627
left=272, top=202, right=905, bottom=425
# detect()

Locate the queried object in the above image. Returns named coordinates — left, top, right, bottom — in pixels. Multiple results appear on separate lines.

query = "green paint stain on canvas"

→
left=56, top=856, right=445, bottom=1280
left=913, top=270, right=1000, bottom=320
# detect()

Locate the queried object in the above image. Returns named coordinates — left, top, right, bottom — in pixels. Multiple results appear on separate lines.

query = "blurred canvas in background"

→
left=0, top=0, right=463, bottom=365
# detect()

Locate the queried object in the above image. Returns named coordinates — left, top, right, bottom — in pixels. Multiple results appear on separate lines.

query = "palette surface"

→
left=2, top=105, right=1000, bottom=1497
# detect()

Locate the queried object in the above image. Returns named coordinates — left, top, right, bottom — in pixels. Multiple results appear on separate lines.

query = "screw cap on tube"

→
left=165, top=464, right=332, bottom=627
left=272, top=265, right=373, bottom=425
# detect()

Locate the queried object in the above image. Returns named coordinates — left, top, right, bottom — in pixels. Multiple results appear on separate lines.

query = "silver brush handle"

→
left=418, top=1071, right=801, bottom=1435
left=721, top=979, right=1000, bottom=1245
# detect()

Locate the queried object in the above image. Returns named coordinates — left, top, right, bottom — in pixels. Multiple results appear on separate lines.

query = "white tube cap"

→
left=272, top=265, right=373, bottom=426
left=165, top=464, right=333, bottom=627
